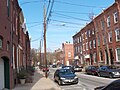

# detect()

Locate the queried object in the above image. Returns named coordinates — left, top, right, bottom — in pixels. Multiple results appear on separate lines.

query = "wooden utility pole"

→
left=40, top=40, right=41, bottom=66
left=43, top=5, right=47, bottom=78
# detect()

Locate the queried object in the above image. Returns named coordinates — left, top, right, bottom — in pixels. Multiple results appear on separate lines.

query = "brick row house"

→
left=0, top=0, right=31, bottom=89
left=73, top=0, right=120, bottom=67
left=62, top=42, right=74, bottom=66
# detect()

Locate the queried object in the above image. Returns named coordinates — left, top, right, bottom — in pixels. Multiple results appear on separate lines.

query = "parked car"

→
left=52, top=64, right=57, bottom=68
left=62, top=65, right=75, bottom=73
left=85, top=66, right=99, bottom=75
left=54, top=68, right=78, bottom=85
left=94, top=79, right=120, bottom=90
left=42, top=66, right=49, bottom=72
left=97, top=66, right=120, bottom=78
left=74, top=65, right=82, bottom=72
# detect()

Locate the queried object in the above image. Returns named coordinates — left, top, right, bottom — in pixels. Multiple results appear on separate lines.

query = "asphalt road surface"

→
left=49, top=68, right=118, bottom=90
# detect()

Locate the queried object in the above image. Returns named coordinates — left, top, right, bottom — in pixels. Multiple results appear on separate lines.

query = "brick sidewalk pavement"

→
left=13, top=70, right=61, bottom=90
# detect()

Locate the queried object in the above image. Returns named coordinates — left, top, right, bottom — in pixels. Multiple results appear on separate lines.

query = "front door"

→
left=4, top=59, right=10, bottom=89
left=109, top=49, right=114, bottom=65
left=0, top=58, right=4, bottom=89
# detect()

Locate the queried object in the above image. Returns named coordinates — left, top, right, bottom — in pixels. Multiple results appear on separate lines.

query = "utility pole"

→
left=40, top=40, right=42, bottom=66
left=43, top=5, right=47, bottom=78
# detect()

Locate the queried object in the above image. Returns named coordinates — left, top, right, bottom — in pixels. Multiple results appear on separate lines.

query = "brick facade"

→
left=73, top=0, right=120, bottom=67
left=62, top=42, right=74, bottom=65
left=0, top=0, right=31, bottom=89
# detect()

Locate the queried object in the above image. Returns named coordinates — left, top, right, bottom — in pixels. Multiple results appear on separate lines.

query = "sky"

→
left=18, top=0, right=115, bottom=52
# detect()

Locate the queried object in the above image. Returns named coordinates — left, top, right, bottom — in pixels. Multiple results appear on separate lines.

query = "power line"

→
left=50, top=19, right=85, bottom=26
left=53, top=12, right=90, bottom=21
left=54, top=0, right=106, bottom=9
left=53, top=10, right=97, bottom=15
left=20, top=0, right=42, bottom=5
left=46, top=0, right=54, bottom=24
left=48, top=24, right=81, bottom=28
left=20, top=0, right=106, bottom=9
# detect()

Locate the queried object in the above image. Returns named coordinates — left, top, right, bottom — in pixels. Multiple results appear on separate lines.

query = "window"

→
left=101, top=19, right=105, bottom=30
left=115, top=28, right=120, bottom=41
left=93, top=53, right=97, bottom=63
left=113, top=12, right=118, bottom=24
left=116, top=48, right=120, bottom=61
left=85, top=32, right=87, bottom=39
left=79, top=36, right=81, bottom=42
left=68, top=52, right=71, bottom=58
left=82, top=33, right=84, bottom=40
left=92, top=29, right=95, bottom=35
left=0, top=38, right=3, bottom=48
left=108, top=31, right=112, bottom=42
left=99, top=51, right=103, bottom=61
left=103, top=35, right=107, bottom=45
left=77, top=37, right=79, bottom=43
left=86, top=42, right=88, bottom=50
left=13, top=45, right=15, bottom=69
left=16, top=17, right=18, bottom=35
left=7, top=0, right=10, bottom=17
left=93, top=40, right=96, bottom=48
left=0, top=36, right=3, bottom=48
left=107, top=16, right=110, bottom=27
left=7, top=41, right=10, bottom=51
left=80, top=46, right=82, bottom=54
left=98, top=36, right=100, bottom=46
left=88, top=30, right=91, bottom=37
left=89, top=41, right=92, bottom=49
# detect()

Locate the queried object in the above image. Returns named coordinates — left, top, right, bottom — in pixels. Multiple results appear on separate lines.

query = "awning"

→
left=85, top=55, right=90, bottom=59
left=74, top=56, right=79, bottom=59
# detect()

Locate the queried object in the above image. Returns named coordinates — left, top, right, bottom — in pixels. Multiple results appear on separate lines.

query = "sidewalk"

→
left=13, top=70, right=61, bottom=90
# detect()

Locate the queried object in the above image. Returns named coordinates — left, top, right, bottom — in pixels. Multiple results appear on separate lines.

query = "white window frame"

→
left=89, top=30, right=91, bottom=37
left=86, top=42, right=88, bottom=50
left=113, top=12, right=118, bottom=24
left=98, top=36, right=100, bottom=46
left=93, top=53, right=97, bottom=63
left=108, top=31, right=112, bottom=43
left=89, top=41, right=92, bottom=49
left=107, top=16, right=110, bottom=27
left=93, top=40, right=96, bottom=48
left=92, top=29, right=95, bottom=35
left=0, top=38, right=2, bottom=48
left=115, top=28, right=120, bottom=41
left=13, top=45, right=15, bottom=69
left=68, top=52, right=71, bottom=58
left=116, top=48, right=120, bottom=61
left=82, top=33, right=84, bottom=41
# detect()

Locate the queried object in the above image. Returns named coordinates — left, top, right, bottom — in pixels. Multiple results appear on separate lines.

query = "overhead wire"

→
left=53, top=12, right=90, bottom=21
left=54, top=0, right=106, bottom=9
left=53, top=10, right=97, bottom=15
left=50, top=19, right=85, bottom=26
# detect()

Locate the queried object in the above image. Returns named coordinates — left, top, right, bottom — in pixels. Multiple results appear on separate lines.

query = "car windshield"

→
left=59, top=69, right=73, bottom=75
left=107, top=66, right=118, bottom=69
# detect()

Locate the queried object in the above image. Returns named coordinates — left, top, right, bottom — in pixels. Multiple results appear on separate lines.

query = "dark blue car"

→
left=54, top=68, right=78, bottom=85
left=97, top=66, right=120, bottom=78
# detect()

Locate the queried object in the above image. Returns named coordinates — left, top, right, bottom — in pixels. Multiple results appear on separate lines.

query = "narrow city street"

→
left=49, top=68, right=118, bottom=90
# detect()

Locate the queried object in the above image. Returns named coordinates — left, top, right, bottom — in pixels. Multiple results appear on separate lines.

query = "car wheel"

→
left=58, top=80, right=62, bottom=85
left=98, top=73, right=101, bottom=77
left=54, top=78, right=56, bottom=82
left=76, top=81, right=78, bottom=84
left=109, top=74, right=113, bottom=78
